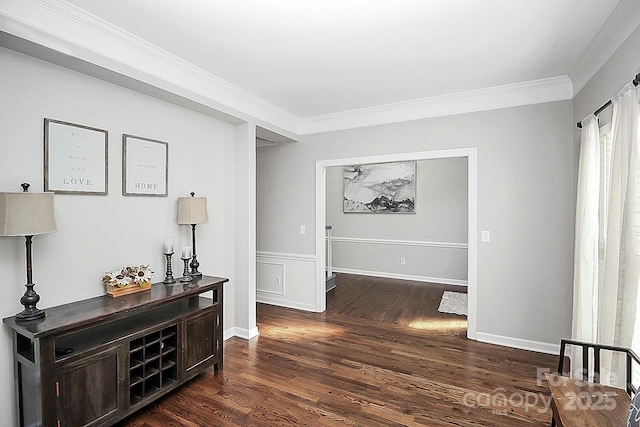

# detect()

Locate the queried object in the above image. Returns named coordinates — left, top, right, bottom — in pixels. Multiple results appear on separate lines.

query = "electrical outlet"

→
left=275, top=276, right=281, bottom=286
left=299, top=225, right=306, bottom=235
left=400, top=257, right=406, bottom=265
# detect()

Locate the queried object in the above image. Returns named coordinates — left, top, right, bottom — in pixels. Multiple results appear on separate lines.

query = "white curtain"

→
left=572, top=114, right=600, bottom=344
left=573, top=82, right=640, bottom=386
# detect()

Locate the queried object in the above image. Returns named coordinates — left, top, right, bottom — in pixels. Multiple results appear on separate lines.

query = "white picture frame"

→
left=44, top=118, right=108, bottom=195
left=122, top=134, right=168, bottom=197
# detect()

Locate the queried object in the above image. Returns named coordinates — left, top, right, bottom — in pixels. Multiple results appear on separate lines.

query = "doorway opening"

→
left=315, top=148, right=478, bottom=339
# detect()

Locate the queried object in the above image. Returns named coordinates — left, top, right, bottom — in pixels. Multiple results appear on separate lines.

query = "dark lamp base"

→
left=17, top=282, right=45, bottom=322
left=189, top=255, right=202, bottom=277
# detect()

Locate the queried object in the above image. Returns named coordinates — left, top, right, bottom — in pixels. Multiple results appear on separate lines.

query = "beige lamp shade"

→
left=177, top=196, right=208, bottom=225
left=0, top=192, right=57, bottom=236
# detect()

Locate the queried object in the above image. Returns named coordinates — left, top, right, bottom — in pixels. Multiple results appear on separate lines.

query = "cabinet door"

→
left=184, top=309, right=217, bottom=373
left=56, top=345, right=123, bottom=427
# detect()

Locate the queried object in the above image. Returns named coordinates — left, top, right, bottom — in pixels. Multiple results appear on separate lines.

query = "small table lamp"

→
left=177, top=192, right=207, bottom=278
left=0, top=183, right=56, bottom=321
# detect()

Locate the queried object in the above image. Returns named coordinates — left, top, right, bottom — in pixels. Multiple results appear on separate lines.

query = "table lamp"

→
left=0, top=183, right=56, bottom=321
left=177, top=192, right=207, bottom=277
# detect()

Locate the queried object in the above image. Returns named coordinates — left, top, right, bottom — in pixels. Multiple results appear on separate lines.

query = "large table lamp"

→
left=0, top=183, right=56, bottom=321
left=177, top=192, right=207, bottom=278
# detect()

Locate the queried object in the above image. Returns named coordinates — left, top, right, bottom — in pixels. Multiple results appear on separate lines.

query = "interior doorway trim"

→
left=315, top=147, right=478, bottom=340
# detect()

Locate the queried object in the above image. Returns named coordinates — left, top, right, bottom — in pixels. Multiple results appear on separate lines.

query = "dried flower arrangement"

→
left=102, top=265, right=153, bottom=297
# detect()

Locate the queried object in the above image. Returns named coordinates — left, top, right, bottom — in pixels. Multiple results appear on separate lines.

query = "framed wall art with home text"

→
left=122, top=134, right=168, bottom=197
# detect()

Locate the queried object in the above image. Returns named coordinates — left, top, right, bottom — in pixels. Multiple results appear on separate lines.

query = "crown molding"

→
left=0, top=0, right=578, bottom=137
left=0, top=0, right=299, bottom=133
left=570, top=0, right=640, bottom=96
left=298, top=76, right=573, bottom=135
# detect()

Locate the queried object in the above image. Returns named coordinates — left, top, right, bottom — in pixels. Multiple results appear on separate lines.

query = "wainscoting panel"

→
left=256, top=261, right=285, bottom=295
left=256, top=251, right=317, bottom=311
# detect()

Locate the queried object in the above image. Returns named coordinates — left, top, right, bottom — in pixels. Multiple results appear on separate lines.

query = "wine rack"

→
left=129, top=325, right=178, bottom=406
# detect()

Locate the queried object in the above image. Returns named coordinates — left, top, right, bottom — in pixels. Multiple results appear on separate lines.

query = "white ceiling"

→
left=61, top=0, right=623, bottom=119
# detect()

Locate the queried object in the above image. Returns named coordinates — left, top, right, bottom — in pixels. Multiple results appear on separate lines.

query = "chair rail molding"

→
left=256, top=251, right=316, bottom=262
left=330, top=236, right=468, bottom=249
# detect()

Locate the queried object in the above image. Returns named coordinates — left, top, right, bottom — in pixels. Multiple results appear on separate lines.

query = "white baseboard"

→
left=476, top=332, right=560, bottom=355
left=257, top=293, right=318, bottom=312
left=227, top=326, right=260, bottom=340
left=223, top=328, right=236, bottom=341
left=332, top=267, right=468, bottom=287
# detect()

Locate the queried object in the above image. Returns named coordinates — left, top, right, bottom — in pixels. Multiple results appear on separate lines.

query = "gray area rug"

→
left=437, top=291, right=468, bottom=316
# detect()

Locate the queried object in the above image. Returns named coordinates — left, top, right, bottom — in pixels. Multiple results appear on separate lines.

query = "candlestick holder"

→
left=180, top=257, right=193, bottom=282
left=163, top=253, right=176, bottom=284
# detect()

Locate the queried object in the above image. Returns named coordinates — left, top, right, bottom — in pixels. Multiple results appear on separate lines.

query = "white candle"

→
left=163, top=239, right=173, bottom=254
left=182, top=246, right=192, bottom=259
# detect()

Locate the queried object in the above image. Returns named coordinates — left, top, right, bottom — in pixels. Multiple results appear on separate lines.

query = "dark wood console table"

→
left=3, top=275, right=227, bottom=427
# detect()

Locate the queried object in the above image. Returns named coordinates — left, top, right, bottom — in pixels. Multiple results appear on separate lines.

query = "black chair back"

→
left=557, top=339, right=640, bottom=395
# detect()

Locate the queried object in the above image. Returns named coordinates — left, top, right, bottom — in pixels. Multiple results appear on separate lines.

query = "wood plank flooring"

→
left=119, top=274, right=557, bottom=426
left=327, top=274, right=468, bottom=333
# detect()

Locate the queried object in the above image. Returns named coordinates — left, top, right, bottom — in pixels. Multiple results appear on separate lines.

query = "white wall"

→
left=257, top=100, right=575, bottom=350
left=573, top=23, right=640, bottom=123
left=326, top=158, right=468, bottom=284
left=232, top=122, right=259, bottom=338
left=0, top=47, right=239, bottom=425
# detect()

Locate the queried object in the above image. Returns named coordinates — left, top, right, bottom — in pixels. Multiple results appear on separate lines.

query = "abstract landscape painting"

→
left=344, top=161, right=416, bottom=213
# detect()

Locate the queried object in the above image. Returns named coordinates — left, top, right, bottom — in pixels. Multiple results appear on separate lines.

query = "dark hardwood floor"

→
left=120, top=273, right=557, bottom=426
left=327, top=274, right=468, bottom=333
